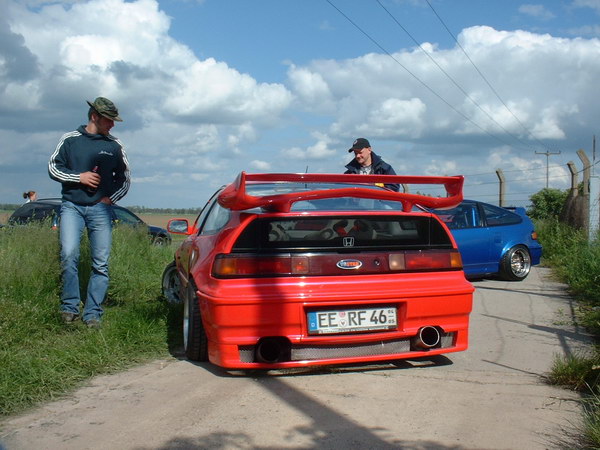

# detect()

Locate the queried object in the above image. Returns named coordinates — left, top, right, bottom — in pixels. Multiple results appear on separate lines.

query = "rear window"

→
left=8, top=204, right=57, bottom=224
left=233, top=216, right=452, bottom=252
left=481, top=203, right=522, bottom=226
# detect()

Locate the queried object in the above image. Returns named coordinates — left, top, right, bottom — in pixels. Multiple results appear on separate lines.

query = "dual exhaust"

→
left=254, top=326, right=443, bottom=364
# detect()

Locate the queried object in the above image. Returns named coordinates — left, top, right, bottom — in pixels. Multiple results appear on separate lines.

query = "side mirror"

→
left=167, top=219, right=191, bottom=235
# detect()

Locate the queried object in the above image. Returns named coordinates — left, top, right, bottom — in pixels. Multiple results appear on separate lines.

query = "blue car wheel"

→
left=500, top=245, right=531, bottom=281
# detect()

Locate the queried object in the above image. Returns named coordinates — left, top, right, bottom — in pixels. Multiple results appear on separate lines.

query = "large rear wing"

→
left=218, top=172, right=464, bottom=213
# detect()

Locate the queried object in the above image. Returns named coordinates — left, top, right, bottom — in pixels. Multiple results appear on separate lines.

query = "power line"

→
left=323, top=0, right=529, bottom=151
left=424, top=0, right=554, bottom=152
left=375, top=0, right=538, bottom=152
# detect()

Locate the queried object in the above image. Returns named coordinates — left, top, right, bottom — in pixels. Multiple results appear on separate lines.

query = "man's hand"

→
left=80, top=171, right=101, bottom=189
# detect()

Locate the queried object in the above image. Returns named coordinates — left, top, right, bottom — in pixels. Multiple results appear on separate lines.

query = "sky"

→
left=1, top=0, right=600, bottom=209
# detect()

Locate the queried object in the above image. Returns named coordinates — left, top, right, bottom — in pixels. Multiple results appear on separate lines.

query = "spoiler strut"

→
left=218, top=172, right=464, bottom=213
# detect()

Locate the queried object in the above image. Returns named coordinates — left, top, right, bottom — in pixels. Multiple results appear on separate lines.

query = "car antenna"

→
left=305, top=166, right=309, bottom=188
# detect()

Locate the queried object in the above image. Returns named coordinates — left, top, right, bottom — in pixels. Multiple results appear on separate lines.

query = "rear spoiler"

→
left=218, top=172, right=464, bottom=213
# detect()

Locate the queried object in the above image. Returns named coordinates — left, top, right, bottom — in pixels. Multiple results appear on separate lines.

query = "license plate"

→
left=307, top=307, right=397, bottom=335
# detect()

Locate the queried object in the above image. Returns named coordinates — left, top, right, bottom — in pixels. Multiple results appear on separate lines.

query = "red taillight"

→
left=213, top=255, right=309, bottom=277
left=390, top=250, right=462, bottom=271
left=213, top=250, right=462, bottom=278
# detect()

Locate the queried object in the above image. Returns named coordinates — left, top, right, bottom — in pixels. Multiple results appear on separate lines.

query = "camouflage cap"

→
left=86, top=97, right=123, bottom=122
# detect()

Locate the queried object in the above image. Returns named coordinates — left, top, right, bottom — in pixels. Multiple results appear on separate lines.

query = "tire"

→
left=183, top=281, right=208, bottom=361
left=152, top=235, right=168, bottom=246
left=499, top=245, right=531, bottom=281
left=161, top=262, right=182, bottom=304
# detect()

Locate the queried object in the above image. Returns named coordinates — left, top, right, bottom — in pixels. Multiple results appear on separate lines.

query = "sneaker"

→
left=61, top=312, right=79, bottom=324
left=85, top=319, right=101, bottom=329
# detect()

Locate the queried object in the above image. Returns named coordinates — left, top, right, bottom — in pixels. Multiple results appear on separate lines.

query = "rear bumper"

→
left=195, top=272, right=474, bottom=369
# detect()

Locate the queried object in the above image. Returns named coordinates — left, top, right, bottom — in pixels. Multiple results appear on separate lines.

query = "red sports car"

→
left=164, top=172, right=474, bottom=369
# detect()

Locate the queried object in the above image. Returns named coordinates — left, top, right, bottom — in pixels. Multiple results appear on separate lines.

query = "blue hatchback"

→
left=431, top=200, right=542, bottom=281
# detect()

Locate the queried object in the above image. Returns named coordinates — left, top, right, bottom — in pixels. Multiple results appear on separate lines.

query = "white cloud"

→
left=250, top=160, right=271, bottom=171
left=0, top=0, right=296, bottom=207
left=1, top=0, right=598, bottom=208
left=288, top=25, right=600, bottom=149
left=424, top=160, right=459, bottom=177
left=287, top=64, right=334, bottom=113
left=359, top=98, right=426, bottom=139
left=281, top=138, right=337, bottom=161
left=518, top=4, right=556, bottom=20
left=572, top=0, right=600, bottom=13
left=486, top=147, right=568, bottom=187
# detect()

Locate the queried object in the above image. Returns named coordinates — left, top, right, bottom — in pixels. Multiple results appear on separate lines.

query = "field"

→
left=137, top=213, right=197, bottom=229
left=0, top=211, right=10, bottom=224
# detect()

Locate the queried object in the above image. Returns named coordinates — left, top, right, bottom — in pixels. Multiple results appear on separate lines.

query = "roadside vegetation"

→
left=530, top=189, right=600, bottom=448
left=0, top=223, right=180, bottom=416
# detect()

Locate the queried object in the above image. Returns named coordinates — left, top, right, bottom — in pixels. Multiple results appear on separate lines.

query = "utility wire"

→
left=324, top=0, right=526, bottom=150
left=424, top=0, right=554, bottom=152
left=375, top=0, right=537, bottom=152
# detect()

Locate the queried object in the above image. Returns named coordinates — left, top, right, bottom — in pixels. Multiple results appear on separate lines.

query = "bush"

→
left=528, top=188, right=569, bottom=220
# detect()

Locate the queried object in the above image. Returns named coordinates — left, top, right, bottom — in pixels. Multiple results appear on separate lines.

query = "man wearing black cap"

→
left=48, top=97, right=130, bottom=329
left=344, top=138, right=399, bottom=191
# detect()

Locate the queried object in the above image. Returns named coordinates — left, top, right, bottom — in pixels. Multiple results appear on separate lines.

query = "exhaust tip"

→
left=411, top=326, right=441, bottom=350
left=255, top=337, right=292, bottom=363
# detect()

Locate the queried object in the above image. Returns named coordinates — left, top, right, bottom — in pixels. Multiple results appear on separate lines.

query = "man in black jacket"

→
left=344, top=138, right=399, bottom=191
left=48, top=97, right=130, bottom=329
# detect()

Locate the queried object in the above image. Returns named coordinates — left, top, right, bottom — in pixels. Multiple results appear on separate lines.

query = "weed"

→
left=538, top=219, right=600, bottom=448
left=0, top=223, right=179, bottom=416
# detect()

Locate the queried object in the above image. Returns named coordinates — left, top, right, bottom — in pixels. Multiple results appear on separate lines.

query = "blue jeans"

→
left=59, top=201, right=113, bottom=322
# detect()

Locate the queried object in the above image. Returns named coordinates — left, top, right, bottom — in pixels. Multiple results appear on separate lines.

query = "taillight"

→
left=531, top=231, right=538, bottom=240
left=389, top=250, right=462, bottom=271
left=213, top=255, right=309, bottom=277
left=213, top=250, right=462, bottom=278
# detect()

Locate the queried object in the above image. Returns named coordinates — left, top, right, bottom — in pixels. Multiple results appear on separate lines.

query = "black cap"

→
left=348, top=137, right=370, bottom=153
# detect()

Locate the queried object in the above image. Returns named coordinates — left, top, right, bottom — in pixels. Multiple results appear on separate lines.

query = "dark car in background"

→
left=431, top=200, right=542, bottom=281
left=8, top=198, right=171, bottom=245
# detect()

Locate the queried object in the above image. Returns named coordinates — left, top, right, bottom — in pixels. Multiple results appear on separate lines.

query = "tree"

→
left=527, top=188, right=568, bottom=220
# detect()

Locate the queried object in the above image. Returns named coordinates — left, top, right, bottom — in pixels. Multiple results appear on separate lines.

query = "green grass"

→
left=536, top=219, right=600, bottom=448
left=0, top=224, right=181, bottom=416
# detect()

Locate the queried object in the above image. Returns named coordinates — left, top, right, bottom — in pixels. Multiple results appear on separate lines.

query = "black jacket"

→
left=344, top=152, right=399, bottom=191
left=48, top=125, right=130, bottom=205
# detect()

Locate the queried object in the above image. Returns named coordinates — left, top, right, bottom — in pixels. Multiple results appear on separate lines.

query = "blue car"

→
left=431, top=200, right=542, bottom=281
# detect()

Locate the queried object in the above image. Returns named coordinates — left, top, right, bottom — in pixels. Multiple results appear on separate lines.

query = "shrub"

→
left=528, top=188, right=569, bottom=220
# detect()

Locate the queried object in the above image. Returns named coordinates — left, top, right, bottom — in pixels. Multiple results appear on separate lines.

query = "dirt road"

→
left=0, top=267, right=588, bottom=449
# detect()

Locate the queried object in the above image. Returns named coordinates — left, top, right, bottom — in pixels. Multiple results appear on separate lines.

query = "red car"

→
left=164, top=173, right=474, bottom=369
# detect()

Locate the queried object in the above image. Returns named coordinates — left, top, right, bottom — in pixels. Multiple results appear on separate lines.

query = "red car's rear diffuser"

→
left=218, top=172, right=464, bottom=212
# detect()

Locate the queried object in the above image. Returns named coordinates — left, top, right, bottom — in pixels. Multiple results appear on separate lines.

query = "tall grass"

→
left=536, top=220, right=600, bottom=332
left=536, top=219, right=600, bottom=448
left=0, top=223, right=180, bottom=416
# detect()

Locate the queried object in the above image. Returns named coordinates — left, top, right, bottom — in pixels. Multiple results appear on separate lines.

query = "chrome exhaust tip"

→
left=411, top=326, right=442, bottom=350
